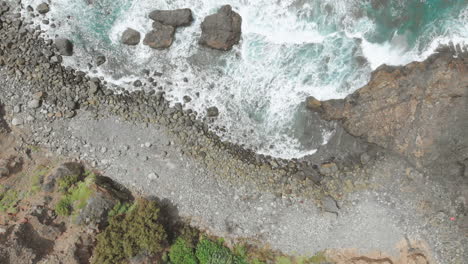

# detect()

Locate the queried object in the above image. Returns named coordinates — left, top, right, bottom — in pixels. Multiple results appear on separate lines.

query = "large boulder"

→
left=54, top=38, right=73, bottom=56
left=143, top=22, right=175, bottom=49
left=148, top=8, right=193, bottom=27
left=121, top=28, right=141, bottom=46
left=199, top=5, right=242, bottom=51
left=317, top=51, right=468, bottom=176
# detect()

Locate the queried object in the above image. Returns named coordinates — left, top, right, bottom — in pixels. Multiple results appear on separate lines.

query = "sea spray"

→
left=20, top=0, right=468, bottom=158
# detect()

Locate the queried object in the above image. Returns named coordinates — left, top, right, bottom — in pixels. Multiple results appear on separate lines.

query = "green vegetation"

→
left=0, top=185, right=21, bottom=213
left=55, top=173, right=95, bottom=216
left=30, top=165, right=50, bottom=194
left=55, top=197, right=72, bottom=216
left=57, top=174, right=80, bottom=193
left=169, top=237, right=198, bottom=264
left=92, top=199, right=167, bottom=264
left=108, top=201, right=134, bottom=217
left=196, top=238, right=249, bottom=264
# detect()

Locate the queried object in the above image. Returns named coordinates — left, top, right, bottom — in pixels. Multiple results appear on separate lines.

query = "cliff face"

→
left=319, top=51, right=468, bottom=176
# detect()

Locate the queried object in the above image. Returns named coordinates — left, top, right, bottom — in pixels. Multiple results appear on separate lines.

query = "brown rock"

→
left=199, top=5, right=242, bottom=51
left=143, top=22, right=175, bottom=49
left=319, top=52, right=468, bottom=175
left=148, top=8, right=193, bottom=27
left=306, top=96, right=322, bottom=111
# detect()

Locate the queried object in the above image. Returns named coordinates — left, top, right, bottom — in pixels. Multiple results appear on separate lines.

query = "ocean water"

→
left=20, top=0, right=468, bottom=158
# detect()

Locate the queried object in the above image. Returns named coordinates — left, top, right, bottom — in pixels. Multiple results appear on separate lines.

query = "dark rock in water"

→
left=133, top=80, right=142, bottom=87
left=36, top=3, right=49, bottom=14
left=148, top=8, right=193, bottom=27
left=183, top=95, right=192, bottom=103
left=207, top=106, right=219, bottom=117
left=143, top=22, right=175, bottom=49
left=320, top=53, right=468, bottom=177
left=54, top=38, right=73, bottom=56
left=121, top=28, right=141, bottom=46
left=199, top=5, right=242, bottom=51
left=95, top=55, right=106, bottom=66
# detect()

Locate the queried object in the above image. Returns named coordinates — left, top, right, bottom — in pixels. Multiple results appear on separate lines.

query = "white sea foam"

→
left=19, top=0, right=468, bottom=159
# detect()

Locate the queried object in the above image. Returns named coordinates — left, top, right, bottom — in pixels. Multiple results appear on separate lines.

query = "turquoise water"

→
left=22, top=0, right=468, bottom=158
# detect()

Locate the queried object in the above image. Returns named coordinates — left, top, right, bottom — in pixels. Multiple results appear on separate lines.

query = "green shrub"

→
left=68, top=181, right=93, bottom=210
left=57, top=174, right=80, bottom=192
left=108, top=201, right=133, bottom=217
left=196, top=239, right=249, bottom=264
left=92, top=199, right=167, bottom=264
left=0, top=187, right=20, bottom=213
left=169, top=237, right=198, bottom=264
left=55, top=197, right=72, bottom=216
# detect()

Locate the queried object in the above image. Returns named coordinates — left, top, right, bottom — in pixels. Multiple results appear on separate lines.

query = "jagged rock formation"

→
left=315, top=51, right=468, bottom=176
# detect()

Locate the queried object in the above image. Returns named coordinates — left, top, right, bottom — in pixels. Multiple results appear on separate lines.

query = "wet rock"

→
left=143, top=22, right=175, bottom=49
left=121, top=28, right=141, bottom=46
left=95, top=55, right=106, bottom=66
left=54, top=38, right=73, bottom=56
left=148, top=8, right=193, bottom=27
left=306, top=96, right=322, bottom=112
left=133, top=80, right=142, bottom=87
left=199, top=5, right=242, bottom=51
left=207, top=106, right=219, bottom=117
left=36, top=3, right=49, bottom=14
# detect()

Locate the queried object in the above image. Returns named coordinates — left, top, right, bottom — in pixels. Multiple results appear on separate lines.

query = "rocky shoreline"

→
left=1, top=1, right=467, bottom=263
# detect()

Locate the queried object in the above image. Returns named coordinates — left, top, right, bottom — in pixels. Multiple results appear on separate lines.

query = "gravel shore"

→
left=0, top=1, right=467, bottom=263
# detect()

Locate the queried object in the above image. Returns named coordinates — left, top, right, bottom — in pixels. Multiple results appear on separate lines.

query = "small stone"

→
left=207, top=106, right=219, bottom=117
left=96, top=55, right=106, bottom=66
left=36, top=3, right=50, bottom=14
left=183, top=96, right=192, bottom=103
left=319, top=162, right=338, bottom=176
left=13, top=105, right=21, bottom=113
left=360, top=152, right=371, bottom=165
left=133, top=80, right=142, bottom=87
left=11, top=118, right=23, bottom=126
left=322, top=196, right=339, bottom=214
left=101, top=147, right=107, bottom=153
left=55, top=38, right=74, bottom=56
left=148, top=172, right=158, bottom=180
left=144, top=142, right=152, bottom=148
left=28, top=99, right=41, bottom=109
left=121, top=28, right=141, bottom=45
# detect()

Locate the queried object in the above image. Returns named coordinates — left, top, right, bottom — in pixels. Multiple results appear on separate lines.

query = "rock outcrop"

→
left=143, top=22, right=175, bottom=50
left=121, top=28, right=141, bottom=46
left=148, top=8, right=193, bottom=27
left=145, top=8, right=193, bottom=49
left=315, top=51, right=468, bottom=176
left=199, top=5, right=242, bottom=51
